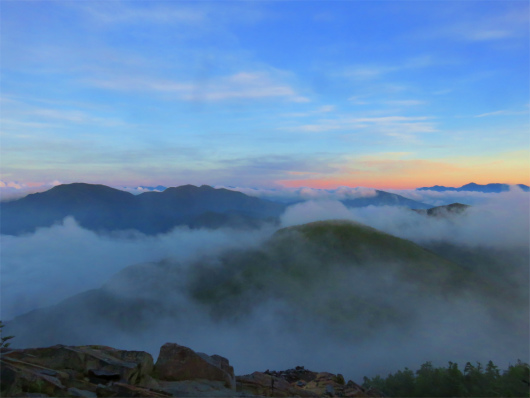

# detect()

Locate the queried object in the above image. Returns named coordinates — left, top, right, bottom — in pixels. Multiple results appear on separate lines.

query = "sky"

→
left=1, top=1, right=529, bottom=189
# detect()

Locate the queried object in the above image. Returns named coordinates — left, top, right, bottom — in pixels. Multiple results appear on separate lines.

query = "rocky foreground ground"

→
left=0, top=342, right=383, bottom=397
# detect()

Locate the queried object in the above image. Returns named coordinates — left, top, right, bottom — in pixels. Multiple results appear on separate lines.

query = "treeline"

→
left=362, top=360, right=529, bottom=397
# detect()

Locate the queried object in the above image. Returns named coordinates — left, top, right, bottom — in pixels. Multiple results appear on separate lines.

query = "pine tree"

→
left=0, top=321, right=14, bottom=348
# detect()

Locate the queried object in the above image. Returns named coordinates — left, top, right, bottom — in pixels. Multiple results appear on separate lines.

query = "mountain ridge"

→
left=0, top=183, right=434, bottom=236
left=418, top=182, right=530, bottom=193
left=0, top=183, right=286, bottom=235
left=342, top=189, right=431, bottom=209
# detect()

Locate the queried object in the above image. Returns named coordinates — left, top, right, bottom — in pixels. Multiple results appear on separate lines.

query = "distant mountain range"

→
left=0, top=183, right=286, bottom=235
left=417, top=182, right=530, bottom=193
left=0, top=183, right=434, bottom=236
left=343, top=189, right=431, bottom=209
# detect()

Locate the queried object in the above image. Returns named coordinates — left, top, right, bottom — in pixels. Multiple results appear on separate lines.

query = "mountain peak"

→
left=44, top=183, right=135, bottom=197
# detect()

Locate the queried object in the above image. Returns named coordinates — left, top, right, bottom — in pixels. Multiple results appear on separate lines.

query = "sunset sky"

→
left=1, top=1, right=529, bottom=189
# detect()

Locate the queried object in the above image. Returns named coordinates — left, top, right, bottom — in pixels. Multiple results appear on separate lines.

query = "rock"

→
left=211, top=354, right=235, bottom=384
left=1, top=342, right=382, bottom=397
left=87, top=369, right=121, bottom=382
left=302, top=372, right=348, bottom=397
left=0, top=357, right=68, bottom=397
left=154, top=343, right=235, bottom=389
left=101, top=382, right=172, bottom=397
left=67, top=387, right=97, bottom=397
left=250, top=367, right=383, bottom=397
left=264, top=366, right=317, bottom=383
left=156, top=380, right=244, bottom=397
left=344, top=380, right=369, bottom=397
left=1, top=345, right=153, bottom=397
left=3, top=345, right=154, bottom=385
left=236, top=371, right=318, bottom=397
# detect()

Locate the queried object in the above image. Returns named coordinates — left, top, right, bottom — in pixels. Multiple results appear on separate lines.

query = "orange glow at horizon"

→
left=278, top=176, right=530, bottom=190
left=276, top=153, right=530, bottom=190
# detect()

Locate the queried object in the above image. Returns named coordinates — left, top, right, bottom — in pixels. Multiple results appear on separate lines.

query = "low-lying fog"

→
left=1, top=187, right=528, bottom=382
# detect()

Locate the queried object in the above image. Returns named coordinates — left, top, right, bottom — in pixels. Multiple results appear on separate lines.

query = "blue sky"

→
left=1, top=1, right=528, bottom=189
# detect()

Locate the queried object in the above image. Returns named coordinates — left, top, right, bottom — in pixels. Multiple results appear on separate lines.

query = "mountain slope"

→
left=0, top=183, right=287, bottom=235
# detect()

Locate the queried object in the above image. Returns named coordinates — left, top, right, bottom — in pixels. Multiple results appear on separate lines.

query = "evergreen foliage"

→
left=362, top=360, right=530, bottom=397
left=0, top=321, right=14, bottom=348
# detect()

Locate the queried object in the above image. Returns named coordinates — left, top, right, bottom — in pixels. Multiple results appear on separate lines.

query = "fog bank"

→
left=281, top=187, right=530, bottom=249
left=0, top=217, right=273, bottom=320
left=1, top=187, right=528, bottom=382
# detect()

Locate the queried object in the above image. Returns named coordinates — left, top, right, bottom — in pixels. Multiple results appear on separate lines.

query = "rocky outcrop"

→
left=1, top=343, right=382, bottom=397
left=0, top=345, right=158, bottom=397
left=4, top=345, right=154, bottom=385
left=0, top=343, right=241, bottom=397
left=236, top=371, right=319, bottom=397
left=241, top=367, right=379, bottom=397
left=264, top=366, right=317, bottom=383
left=301, top=372, right=372, bottom=397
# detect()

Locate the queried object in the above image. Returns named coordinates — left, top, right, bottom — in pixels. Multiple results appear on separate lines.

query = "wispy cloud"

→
left=475, top=108, right=529, bottom=118
left=73, top=2, right=208, bottom=25
left=348, top=96, right=370, bottom=105
left=317, top=105, right=335, bottom=113
left=1, top=119, right=59, bottom=130
left=353, top=116, right=431, bottom=123
left=285, top=123, right=343, bottom=133
left=90, top=71, right=307, bottom=103
left=1, top=97, right=132, bottom=130
left=30, top=108, right=128, bottom=127
left=384, top=100, right=425, bottom=107
left=343, top=55, right=435, bottom=81
left=281, top=105, right=336, bottom=118
left=283, top=115, right=437, bottom=136
left=431, top=7, right=529, bottom=43
left=344, top=66, right=390, bottom=80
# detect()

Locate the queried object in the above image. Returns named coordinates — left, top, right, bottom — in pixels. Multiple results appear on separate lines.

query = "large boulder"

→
left=154, top=343, right=235, bottom=389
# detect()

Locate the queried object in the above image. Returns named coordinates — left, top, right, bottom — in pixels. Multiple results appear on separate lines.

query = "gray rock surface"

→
left=1, top=342, right=380, bottom=397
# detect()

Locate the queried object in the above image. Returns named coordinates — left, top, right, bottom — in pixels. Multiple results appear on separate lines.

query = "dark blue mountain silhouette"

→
left=0, top=183, right=286, bottom=235
left=417, top=182, right=529, bottom=193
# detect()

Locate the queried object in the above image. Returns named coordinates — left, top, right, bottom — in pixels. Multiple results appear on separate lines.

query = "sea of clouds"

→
left=1, top=185, right=528, bottom=381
